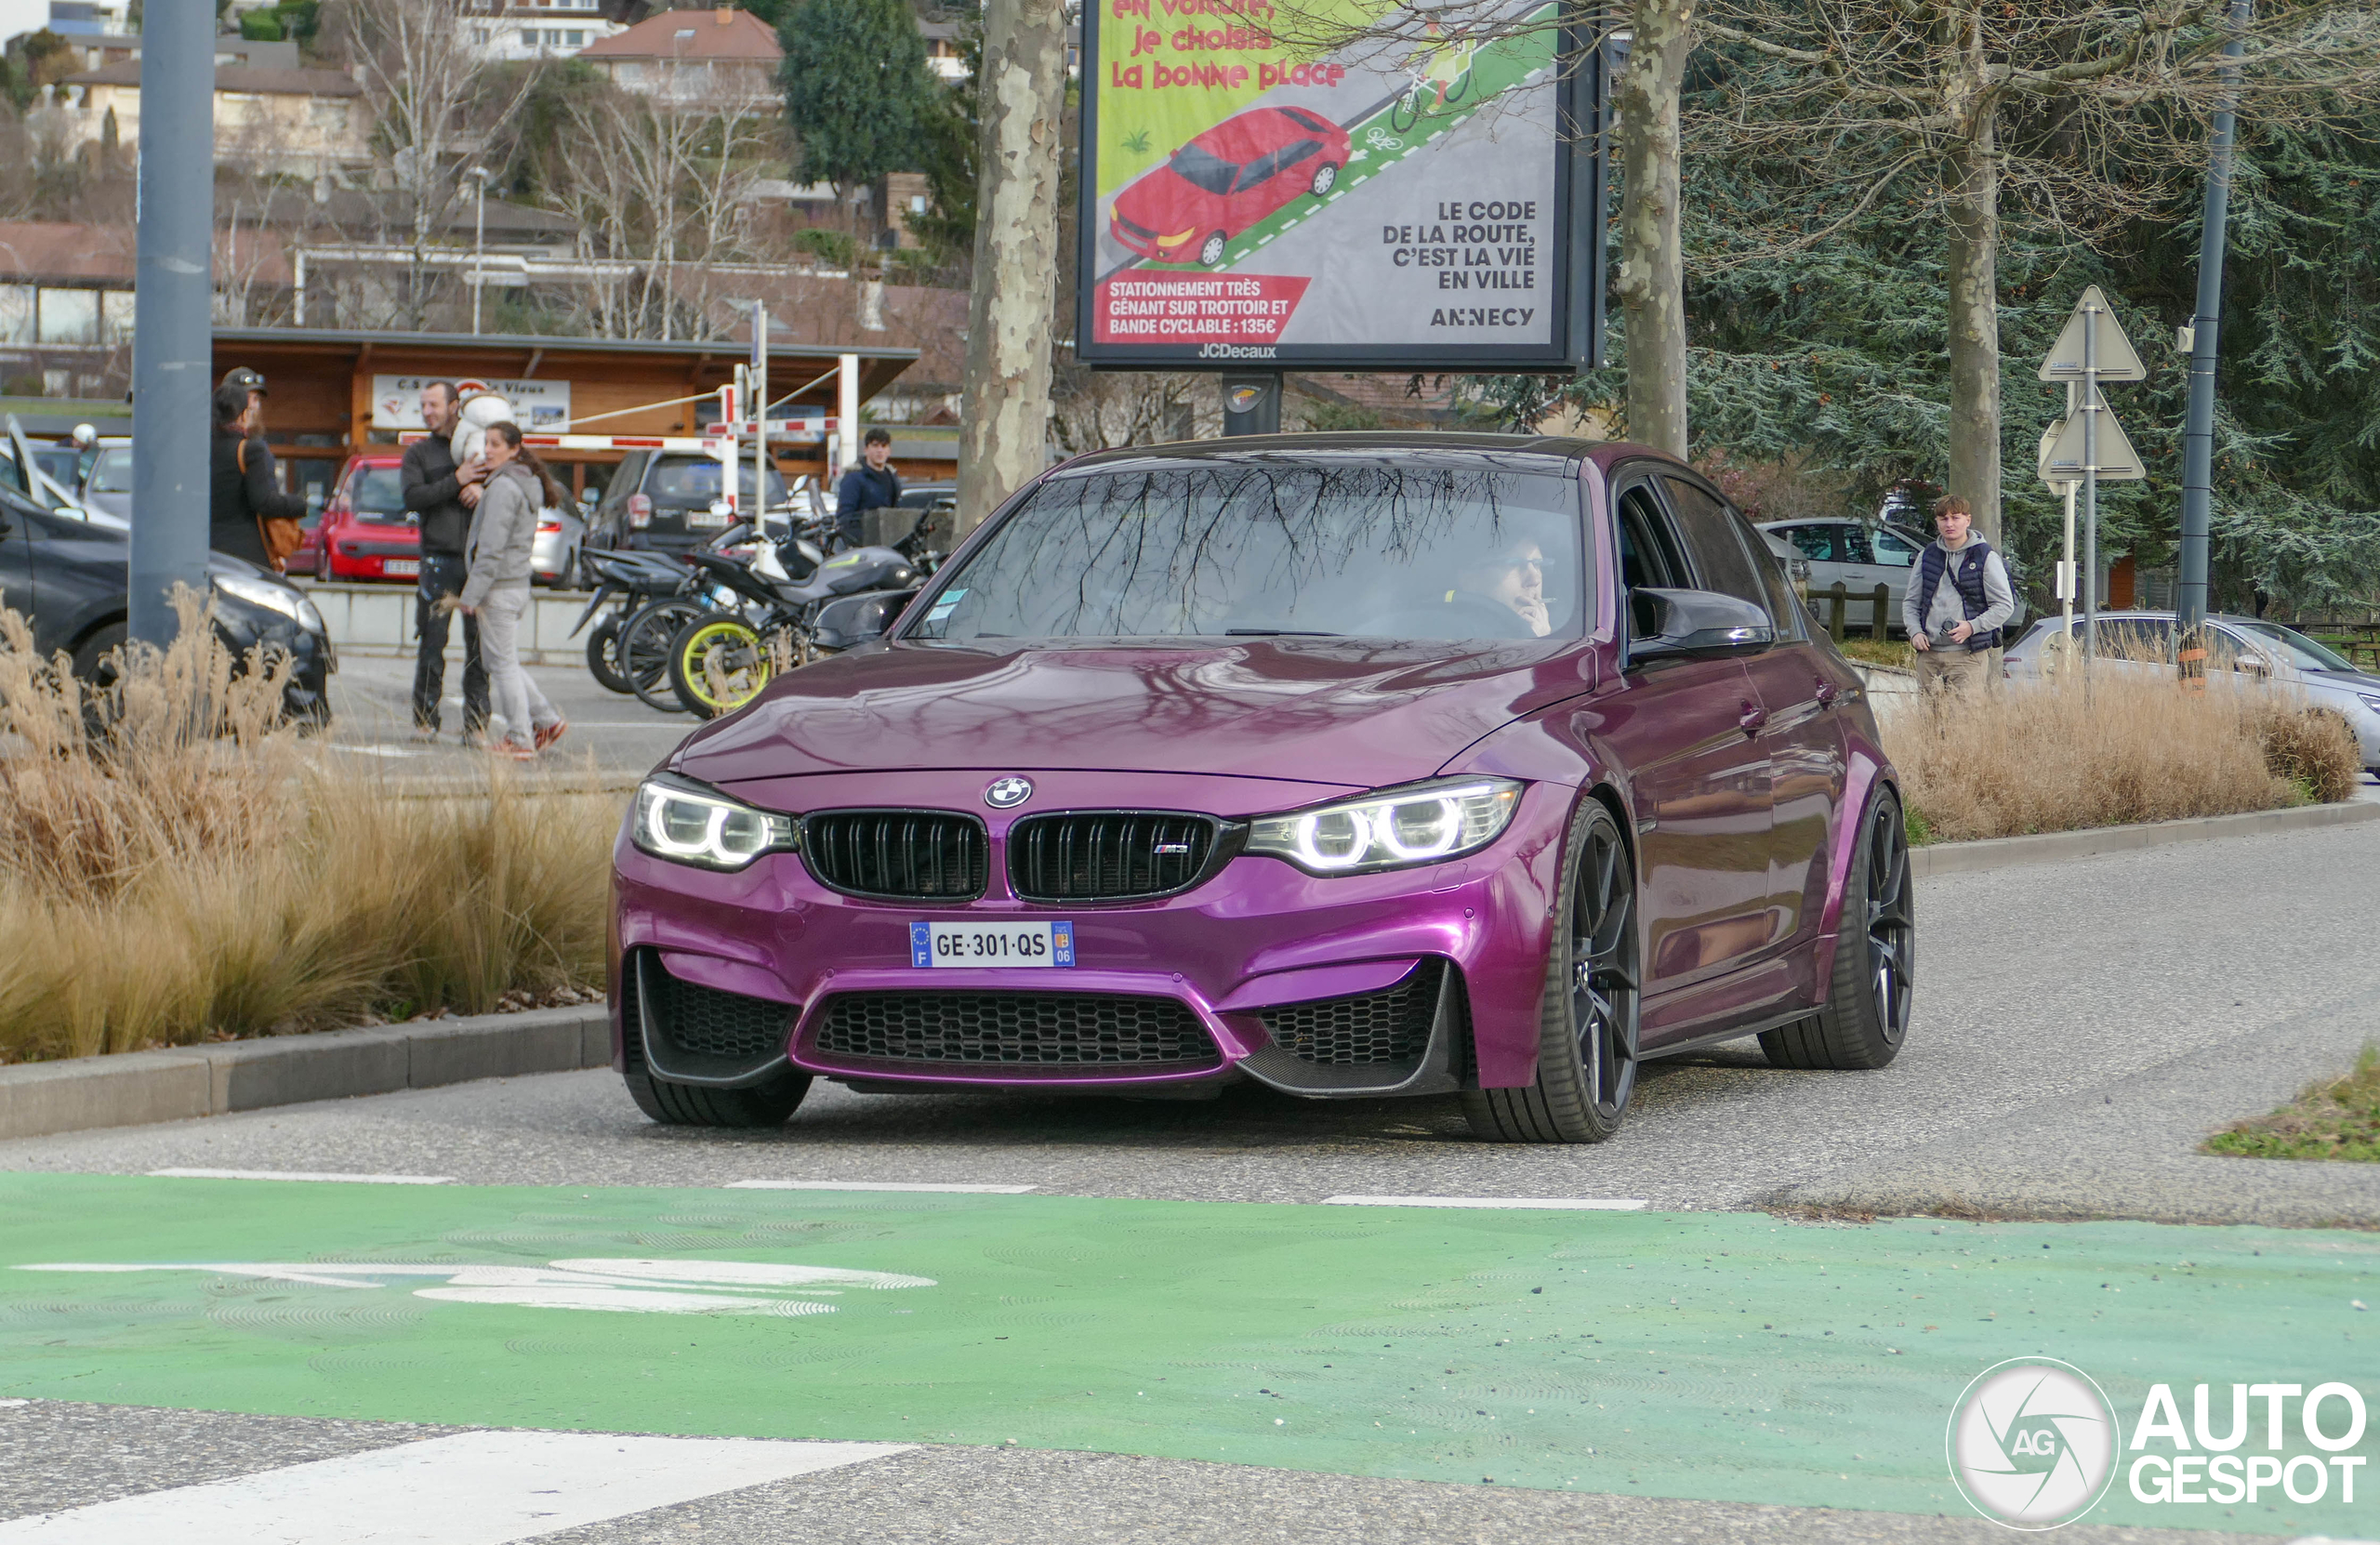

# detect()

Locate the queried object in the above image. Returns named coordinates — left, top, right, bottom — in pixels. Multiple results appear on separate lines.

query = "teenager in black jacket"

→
left=207, top=384, right=306, bottom=570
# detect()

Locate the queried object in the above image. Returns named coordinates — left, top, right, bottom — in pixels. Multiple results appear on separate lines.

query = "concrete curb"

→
left=0, top=1006, right=611, bottom=1143
left=1909, top=797, right=2380, bottom=878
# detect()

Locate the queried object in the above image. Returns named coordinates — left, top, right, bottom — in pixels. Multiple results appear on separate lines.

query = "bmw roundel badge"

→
left=984, top=776, right=1034, bottom=809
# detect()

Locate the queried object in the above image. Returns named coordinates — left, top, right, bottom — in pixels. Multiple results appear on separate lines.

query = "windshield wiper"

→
left=1224, top=627, right=1343, bottom=637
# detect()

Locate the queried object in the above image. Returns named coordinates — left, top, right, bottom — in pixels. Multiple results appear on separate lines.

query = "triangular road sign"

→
left=2037, top=403, right=2146, bottom=482
left=2036, top=285, right=2145, bottom=382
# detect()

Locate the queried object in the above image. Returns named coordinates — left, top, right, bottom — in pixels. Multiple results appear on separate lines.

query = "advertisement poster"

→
left=371, top=375, right=573, bottom=431
left=1079, top=0, right=1598, bottom=369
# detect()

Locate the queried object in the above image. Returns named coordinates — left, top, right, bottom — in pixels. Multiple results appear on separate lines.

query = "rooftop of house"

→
left=579, top=7, right=781, bottom=61
left=0, top=220, right=289, bottom=286
left=64, top=59, right=365, bottom=96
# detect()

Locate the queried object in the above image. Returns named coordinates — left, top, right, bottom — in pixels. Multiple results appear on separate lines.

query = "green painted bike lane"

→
left=0, top=1173, right=2373, bottom=1533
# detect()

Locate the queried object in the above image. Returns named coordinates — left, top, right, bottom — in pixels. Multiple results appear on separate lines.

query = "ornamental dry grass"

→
left=0, top=596, right=614, bottom=1063
left=1883, top=661, right=2358, bottom=843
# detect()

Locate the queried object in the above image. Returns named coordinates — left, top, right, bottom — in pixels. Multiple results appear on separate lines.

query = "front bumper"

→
left=611, top=770, right=1576, bottom=1097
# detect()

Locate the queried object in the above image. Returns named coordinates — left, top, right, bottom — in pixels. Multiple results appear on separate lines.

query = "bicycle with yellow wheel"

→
left=666, top=611, right=814, bottom=720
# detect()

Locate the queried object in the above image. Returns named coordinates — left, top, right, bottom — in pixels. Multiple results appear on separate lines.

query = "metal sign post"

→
left=2037, top=286, right=2145, bottom=676
left=750, top=300, right=770, bottom=523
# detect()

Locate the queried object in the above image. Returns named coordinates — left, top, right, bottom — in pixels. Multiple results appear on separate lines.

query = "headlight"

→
left=1247, top=777, right=1523, bottom=875
left=2358, top=694, right=2380, bottom=715
left=215, top=574, right=324, bottom=634
left=630, top=774, right=799, bottom=872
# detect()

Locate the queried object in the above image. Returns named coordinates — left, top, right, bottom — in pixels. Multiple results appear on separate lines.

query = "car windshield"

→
left=350, top=467, right=409, bottom=523
left=87, top=446, right=132, bottom=493
left=906, top=461, right=1588, bottom=642
left=1168, top=143, right=1239, bottom=196
left=2232, top=621, right=2358, bottom=672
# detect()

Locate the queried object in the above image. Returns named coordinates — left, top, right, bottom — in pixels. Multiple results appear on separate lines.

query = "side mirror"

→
left=813, top=588, right=917, bottom=651
left=1627, top=587, right=1775, bottom=663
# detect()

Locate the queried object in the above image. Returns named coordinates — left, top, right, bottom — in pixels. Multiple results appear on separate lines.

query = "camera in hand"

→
left=1930, top=624, right=1966, bottom=650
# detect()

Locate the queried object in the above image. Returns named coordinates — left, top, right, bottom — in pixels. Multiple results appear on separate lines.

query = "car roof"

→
left=1192, top=108, right=1313, bottom=160
left=1054, top=430, right=1614, bottom=479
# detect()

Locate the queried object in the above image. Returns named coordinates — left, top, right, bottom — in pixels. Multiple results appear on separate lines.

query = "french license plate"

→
left=384, top=559, right=419, bottom=576
left=909, top=920, right=1075, bottom=969
left=689, top=509, right=731, bottom=529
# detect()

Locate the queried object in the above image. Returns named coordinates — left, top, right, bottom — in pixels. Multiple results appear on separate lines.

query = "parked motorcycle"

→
left=666, top=535, right=920, bottom=720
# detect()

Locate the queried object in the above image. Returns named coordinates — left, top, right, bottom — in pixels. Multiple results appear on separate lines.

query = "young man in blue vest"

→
left=1902, top=494, right=2015, bottom=701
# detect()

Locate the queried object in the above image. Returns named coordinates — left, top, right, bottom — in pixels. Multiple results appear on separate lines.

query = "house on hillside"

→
left=61, top=54, right=370, bottom=177
left=462, top=0, right=627, bottom=61
left=0, top=219, right=290, bottom=398
left=578, top=7, right=781, bottom=107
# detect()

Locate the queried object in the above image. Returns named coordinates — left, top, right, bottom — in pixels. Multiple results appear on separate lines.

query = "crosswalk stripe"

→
left=0, top=1431, right=908, bottom=1544
left=1322, top=1195, right=1649, bottom=1210
left=726, top=1180, right=1037, bottom=1194
left=148, top=1169, right=455, bottom=1184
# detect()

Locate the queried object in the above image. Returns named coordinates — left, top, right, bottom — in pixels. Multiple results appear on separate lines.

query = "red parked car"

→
left=299, top=453, right=420, bottom=584
left=1111, top=106, right=1349, bottom=268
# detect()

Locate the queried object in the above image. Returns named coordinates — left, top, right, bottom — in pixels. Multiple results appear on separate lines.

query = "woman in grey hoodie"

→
left=458, top=422, right=568, bottom=758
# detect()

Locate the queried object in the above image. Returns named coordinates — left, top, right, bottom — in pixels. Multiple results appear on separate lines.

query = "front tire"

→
left=619, top=599, right=704, bottom=713
left=1761, top=787, right=1914, bottom=1070
left=1309, top=162, right=1338, bottom=196
left=668, top=614, right=774, bottom=720
left=623, top=1054, right=809, bottom=1128
left=586, top=615, right=630, bottom=694
left=1462, top=798, right=1641, bottom=1143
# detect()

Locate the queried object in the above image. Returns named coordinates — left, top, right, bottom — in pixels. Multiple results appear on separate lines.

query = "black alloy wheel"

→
left=1761, top=788, right=1915, bottom=1070
left=1463, top=799, right=1642, bottom=1143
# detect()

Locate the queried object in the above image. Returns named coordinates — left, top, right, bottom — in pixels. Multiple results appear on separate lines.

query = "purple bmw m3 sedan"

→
left=610, top=434, right=1914, bottom=1143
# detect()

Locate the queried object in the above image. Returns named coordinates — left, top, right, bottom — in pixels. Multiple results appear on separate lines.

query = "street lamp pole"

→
left=467, top=165, right=491, bottom=335
left=2176, top=0, right=2251, bottom=683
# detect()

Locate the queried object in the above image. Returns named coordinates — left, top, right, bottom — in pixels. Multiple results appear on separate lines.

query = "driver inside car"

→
left=1448, top=535, right=1553, bottom=637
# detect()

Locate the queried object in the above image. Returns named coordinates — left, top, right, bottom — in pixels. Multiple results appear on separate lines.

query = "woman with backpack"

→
left=456, top=421, right=568, bottom=759
left=207, top=382, right=308, bottom=572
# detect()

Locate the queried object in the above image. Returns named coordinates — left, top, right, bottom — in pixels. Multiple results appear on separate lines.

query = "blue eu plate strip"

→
left=908, top=920, right=932, bottom=968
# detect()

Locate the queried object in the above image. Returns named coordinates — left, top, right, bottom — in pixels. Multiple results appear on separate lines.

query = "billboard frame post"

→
left=1076, top=1, right=1608, bottom=376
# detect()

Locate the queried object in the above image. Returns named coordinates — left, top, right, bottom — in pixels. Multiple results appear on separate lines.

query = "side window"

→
left=1782, top=525, right=1832, bottom=561
left=1276, top=139, right=1323, bottom=172
left=1615, top=482, right=1686, bottom=595
left=2205, top=627, right=2256, bottom=671
left=1834, top=524, right=1876, bottom=566
left=1871, top=527, right=1922, bottom=568
left=1660, top=476, right=1772, bottom=619
left=1233, top=151, right=1283, bottom=192
left=2095, top=617, right=2174, bottom=664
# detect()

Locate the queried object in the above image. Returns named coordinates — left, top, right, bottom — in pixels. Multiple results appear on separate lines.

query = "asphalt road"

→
left=318, top=646, right=692, bottom=778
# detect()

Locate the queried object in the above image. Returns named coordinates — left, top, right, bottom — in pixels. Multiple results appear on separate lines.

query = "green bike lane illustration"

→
left=1121, top=7, right=1562, bottom=278
left=0, top=1172, right=2371, bottom=1533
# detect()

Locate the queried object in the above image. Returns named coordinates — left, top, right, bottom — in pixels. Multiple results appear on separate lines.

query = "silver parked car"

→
left=78, top=442, right=133, bottom=522
left=531, top=495, right=588, bottom=589
left=2003, top=610, right=2380, bottom=773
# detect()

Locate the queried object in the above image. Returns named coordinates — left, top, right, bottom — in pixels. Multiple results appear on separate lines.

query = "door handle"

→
left=1738, top=702, right=1768, bottom=735
left=1815, top=681, right=1840, bottom=708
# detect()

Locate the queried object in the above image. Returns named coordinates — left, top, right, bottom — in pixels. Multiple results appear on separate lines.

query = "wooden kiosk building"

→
left=210, top=328, right=921, bottom=511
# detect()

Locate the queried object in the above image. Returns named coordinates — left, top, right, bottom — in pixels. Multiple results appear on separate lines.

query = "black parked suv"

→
left=585, top=451, right=790, bottom=556
left=0, top=485, right=334, bottom=721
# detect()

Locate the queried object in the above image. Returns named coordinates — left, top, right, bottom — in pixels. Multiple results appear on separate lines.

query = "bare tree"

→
left=957, top=0, right=1068, bottom=535
left=1692, top=0, right=2380, bottom=540
left=342, top=0, right=535, bottom=328
left=1615, top=0, right=1694, bottom=455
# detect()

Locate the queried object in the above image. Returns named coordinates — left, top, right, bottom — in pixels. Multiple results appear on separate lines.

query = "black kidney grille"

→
left=653, top=970, right=797, bottom=1060
left=1258, top=960, right=1444, bottom=1066
left=1008, top=812, right=1217, bottom=901
left=802, top=811, right=987, bottom=900
left=812, top=992, right=1218, bottom=1067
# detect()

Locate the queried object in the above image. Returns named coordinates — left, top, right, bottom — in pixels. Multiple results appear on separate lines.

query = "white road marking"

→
left=149, top=1169, right=455, bottom=1184
left=1322, top=1195, right=1649, bottom=1211
left=0, top=1399, right=28, bottom=1409
left=0, top=1430, right=909, bottom=1544
left=16, top=1258, right=934, bottom=1314
left=327, top=746, right=430, bottom=759
left=727, top=1180, right=1037, bottom=1195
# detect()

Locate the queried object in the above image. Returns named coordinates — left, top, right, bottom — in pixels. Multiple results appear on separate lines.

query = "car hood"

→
left=674, top=638, right=1599, bottom=790
left=2304, top=667, right=2380, bottom=696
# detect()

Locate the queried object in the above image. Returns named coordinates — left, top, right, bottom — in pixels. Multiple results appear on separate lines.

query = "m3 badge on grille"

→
left=984, top=776, right=1034, bottom=809
left=910, top=919, right=1076, bottom=967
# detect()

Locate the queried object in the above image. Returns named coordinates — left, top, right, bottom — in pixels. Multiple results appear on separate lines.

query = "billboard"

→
left=1078, top=0, right=1603, bottom=371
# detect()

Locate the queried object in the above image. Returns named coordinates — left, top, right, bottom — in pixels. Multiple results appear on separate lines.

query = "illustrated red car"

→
left=300, top=452, right=421, bottom=584
left=1111, top=105, right=1350, bottom=267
